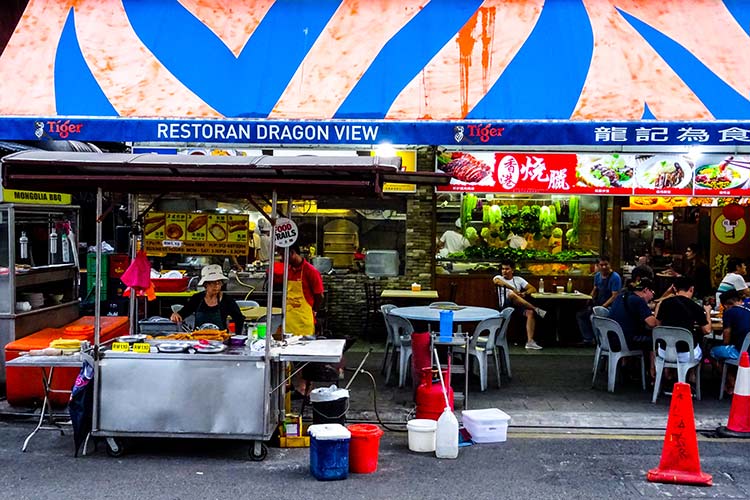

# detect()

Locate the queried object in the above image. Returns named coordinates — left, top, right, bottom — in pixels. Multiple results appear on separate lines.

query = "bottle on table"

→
left=566, top=278, right=573, bottom=293
left=538, top=278, right=544, bottom=293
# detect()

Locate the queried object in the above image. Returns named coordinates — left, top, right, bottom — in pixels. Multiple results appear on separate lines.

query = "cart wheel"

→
left=248, top=442, right=267, bottom=461
left=105, top=437, right=126, bottom=458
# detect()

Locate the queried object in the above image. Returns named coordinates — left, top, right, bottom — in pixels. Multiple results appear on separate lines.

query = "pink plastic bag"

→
left=120, top=250, right=152, bottom=290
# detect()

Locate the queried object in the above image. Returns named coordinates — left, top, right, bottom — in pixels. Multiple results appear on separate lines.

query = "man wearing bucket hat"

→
left=170, top=264, right=244, bottom=332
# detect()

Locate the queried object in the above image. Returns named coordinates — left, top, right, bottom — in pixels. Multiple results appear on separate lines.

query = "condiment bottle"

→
left=538, top=278, right=544, bottom=293
left=566, top=278, right=573, bottom=293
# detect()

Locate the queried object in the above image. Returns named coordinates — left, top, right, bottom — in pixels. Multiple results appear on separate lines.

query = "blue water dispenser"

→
left=439, top=310, right=454, bottom=342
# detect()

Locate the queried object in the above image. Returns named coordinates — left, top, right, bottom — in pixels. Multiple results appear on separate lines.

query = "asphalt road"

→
left=1, top=421, right=749, bottom=500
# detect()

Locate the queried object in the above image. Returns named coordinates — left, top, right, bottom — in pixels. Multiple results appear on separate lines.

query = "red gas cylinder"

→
left=415, top=367, right=454, bottom=421
left=410, top=332, right=432, bottom=396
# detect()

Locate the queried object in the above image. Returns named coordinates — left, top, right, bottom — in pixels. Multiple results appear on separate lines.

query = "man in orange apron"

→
left=274, top=243, right=324, bottom=336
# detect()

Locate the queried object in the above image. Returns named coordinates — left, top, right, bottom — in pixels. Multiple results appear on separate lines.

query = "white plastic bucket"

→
left=406, top=419, right=437, bottom=452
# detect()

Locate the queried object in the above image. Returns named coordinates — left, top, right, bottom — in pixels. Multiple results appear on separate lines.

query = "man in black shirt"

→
left=655, top=276, right=712, bottom=361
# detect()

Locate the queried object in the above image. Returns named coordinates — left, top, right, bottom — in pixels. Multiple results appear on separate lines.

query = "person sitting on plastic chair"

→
left=492, top=260, right=546, bottom=350
left=711, top=290, right=750, bottom=395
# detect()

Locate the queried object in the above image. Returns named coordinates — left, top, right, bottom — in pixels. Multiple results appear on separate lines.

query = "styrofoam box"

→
left=461, top=408, right=511, bottom=443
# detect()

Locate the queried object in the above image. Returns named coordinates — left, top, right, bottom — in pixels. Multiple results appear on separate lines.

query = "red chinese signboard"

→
left=436, top=152, right=750, bottom=196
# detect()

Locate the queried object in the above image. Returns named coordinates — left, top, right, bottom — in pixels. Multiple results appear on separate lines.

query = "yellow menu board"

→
left=144, top=212, right=248, bottom=256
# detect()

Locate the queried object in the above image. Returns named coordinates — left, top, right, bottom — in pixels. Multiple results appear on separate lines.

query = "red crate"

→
left=151, top=277, right=190, bottom=293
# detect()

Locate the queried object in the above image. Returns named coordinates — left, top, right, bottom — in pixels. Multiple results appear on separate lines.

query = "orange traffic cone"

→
left=717, top=352, right=750, bottom=438
left=647, top=382, right=712, bottom=486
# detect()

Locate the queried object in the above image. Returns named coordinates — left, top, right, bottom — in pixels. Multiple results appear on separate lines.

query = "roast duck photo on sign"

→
left=438, top=152, right=491, bottom=183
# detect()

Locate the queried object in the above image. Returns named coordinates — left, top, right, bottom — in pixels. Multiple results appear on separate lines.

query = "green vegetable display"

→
left=458, top=246, right=596, bottom=262
left=566, top=196, right=580, bottom=245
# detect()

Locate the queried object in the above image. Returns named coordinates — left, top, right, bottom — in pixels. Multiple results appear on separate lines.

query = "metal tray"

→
left=116, top=335, right=148, bottom=344
left=193, top=343, right=227, bottom=354
left=156, top=342, right=191, bottom=353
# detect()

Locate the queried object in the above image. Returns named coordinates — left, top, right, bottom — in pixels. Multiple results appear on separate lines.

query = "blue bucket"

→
left=308, top=424, right=351, bottom=481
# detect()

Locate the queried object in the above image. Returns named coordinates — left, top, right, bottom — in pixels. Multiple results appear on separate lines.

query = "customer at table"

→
left=576, top=256, right=623, bottom=346
left=631, top=255, right=654, bottom=282
left=711, top=290, right=750, bottom=395
left=607, top=278, right=658, bottom=353
left=683, top=244, right=713, bottom=300
left=169, top=264, right=244, bottom=332
left=492, top=260, right=546, bottom=350
left=654, top=276, right=711, bottom=363
left=716, top=257, right=750, bottom=302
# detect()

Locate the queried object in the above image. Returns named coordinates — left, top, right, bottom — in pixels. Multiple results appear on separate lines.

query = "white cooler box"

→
left=462, top=408, right=511, bottom=443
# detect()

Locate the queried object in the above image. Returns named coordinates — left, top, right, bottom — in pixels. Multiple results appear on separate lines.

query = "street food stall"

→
left=1, top=151, right=447, bottom=459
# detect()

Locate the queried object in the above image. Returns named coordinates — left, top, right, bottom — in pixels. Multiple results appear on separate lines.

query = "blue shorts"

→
left=711, top=344, right=740, bottom=361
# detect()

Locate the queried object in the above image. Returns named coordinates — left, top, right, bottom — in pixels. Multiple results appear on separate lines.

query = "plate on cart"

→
left=193, top=342, right=227, bottom=354
left=156, top=342, right=191, bottom=353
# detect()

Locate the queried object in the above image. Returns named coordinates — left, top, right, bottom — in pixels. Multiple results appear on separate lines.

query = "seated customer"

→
left=576, top=255, right=622, bottom=346
left=711, top=290, right=750, bottom=395
left=654, top=276, right=711, bottom=363
left=492, top=260, right=546, bottom=350
left=607, top=278, right=658, bottom=352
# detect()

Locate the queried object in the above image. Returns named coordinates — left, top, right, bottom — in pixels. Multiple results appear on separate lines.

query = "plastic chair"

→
left=457, top=308, right=513, bottom=391
left=380, top=304, right=397, bottom=375
left=592, top=306, right=609, bottom=317
left=719, top=332, right=750, bottom=400
left=591, top=316, right=646, bottom=393
left=590, top=306, right=610, bottom=374
left=383, top=313, right=414, bottom=388
left=651, top=326, right=702, bottom=403
left=236, top=300, right=260, bottom=308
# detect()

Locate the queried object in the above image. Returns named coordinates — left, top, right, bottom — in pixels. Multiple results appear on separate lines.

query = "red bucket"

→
left=347, top=424, right=384, bottom=474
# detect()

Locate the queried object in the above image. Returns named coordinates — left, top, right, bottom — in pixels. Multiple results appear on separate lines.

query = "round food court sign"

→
left=274, top=217, right=298, bottom=248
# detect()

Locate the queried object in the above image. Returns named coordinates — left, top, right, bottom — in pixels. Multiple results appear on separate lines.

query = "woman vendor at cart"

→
left=169, top=264, right=244, bottom=332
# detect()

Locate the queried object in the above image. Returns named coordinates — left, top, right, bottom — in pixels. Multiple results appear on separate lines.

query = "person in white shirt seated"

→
left=716, top=257, right=750, bottom=304
left=437, top=218, right=470, bottom=258
left=492, top=260, right=547, bottom=350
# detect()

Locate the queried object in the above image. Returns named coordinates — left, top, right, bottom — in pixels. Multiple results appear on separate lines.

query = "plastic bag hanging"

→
left=120, top=250, right=152, bottom=290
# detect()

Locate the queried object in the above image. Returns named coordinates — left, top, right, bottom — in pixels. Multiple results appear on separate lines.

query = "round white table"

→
left=390, top=305, right=499, bottom=409
left=390, top=305, right=500, bottom=323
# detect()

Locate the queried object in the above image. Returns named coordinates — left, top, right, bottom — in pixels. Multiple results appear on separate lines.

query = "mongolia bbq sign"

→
left=436, top=152, right=750, bottom=197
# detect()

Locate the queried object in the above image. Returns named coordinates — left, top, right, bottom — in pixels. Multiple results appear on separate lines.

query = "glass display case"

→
left=0, top=204, right=80, bottom=375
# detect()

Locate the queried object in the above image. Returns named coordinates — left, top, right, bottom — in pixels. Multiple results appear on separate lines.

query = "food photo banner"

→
left=143, top=212, right=248, bottom=256
left=436, top=152, right=750, bottom=197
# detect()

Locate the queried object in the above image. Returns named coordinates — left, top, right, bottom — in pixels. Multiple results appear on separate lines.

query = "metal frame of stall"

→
left=1, top=151, right=448, bottom=459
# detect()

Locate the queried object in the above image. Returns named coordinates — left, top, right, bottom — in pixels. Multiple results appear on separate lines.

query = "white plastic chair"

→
left=652, top=326, right=702, bottom=403
left=590, top=306, right=610, bottom=374
left=456, top=308, right=513, bottom=391
left=591, top=316, right=646, bottom=393
left=380, top=304, right=397, bottom=375
left=383, top=313, right=414, bottom=388
left=719, top=332, right=750, bottom=400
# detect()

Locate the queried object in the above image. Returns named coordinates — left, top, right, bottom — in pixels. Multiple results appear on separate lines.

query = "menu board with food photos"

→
left=144, top=212, right=248, bottom=256
left=436, top=151, right=750, bottom=197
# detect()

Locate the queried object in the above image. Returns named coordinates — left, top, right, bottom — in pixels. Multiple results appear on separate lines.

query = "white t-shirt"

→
left=493, top=275, right=528, bottom=307
left=439, top=230, right=470, bottom=258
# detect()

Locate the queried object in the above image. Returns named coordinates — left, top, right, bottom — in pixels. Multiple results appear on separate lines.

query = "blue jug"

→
left=439, top=310, right=454, bottom=342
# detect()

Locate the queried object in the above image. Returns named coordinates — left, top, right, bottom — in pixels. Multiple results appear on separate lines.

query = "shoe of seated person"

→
left=525, top=340, right=543, bottom=350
